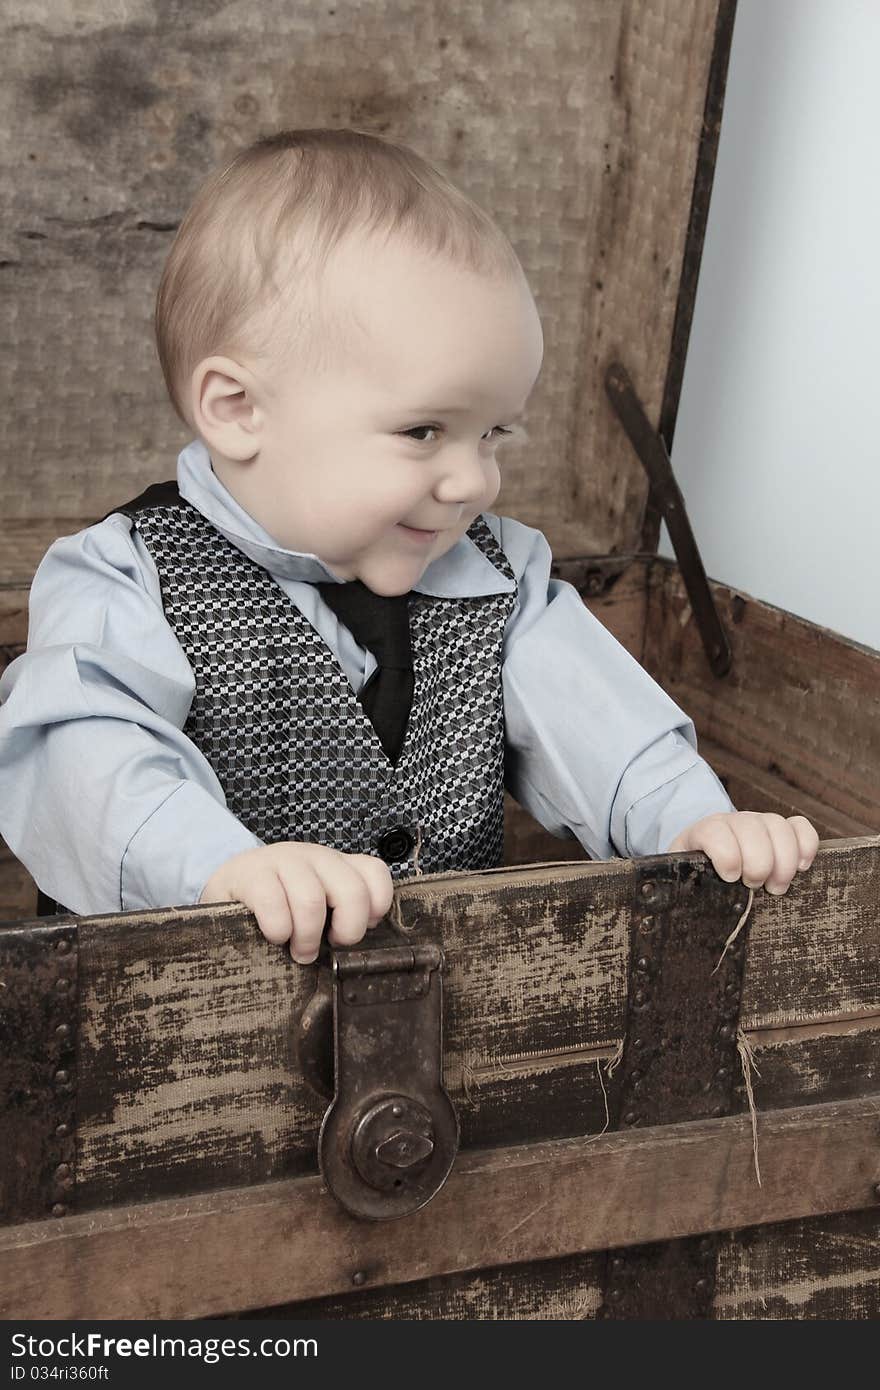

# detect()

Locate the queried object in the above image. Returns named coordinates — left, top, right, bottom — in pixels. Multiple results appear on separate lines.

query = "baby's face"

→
left=231, top=232, right=543, bottom=595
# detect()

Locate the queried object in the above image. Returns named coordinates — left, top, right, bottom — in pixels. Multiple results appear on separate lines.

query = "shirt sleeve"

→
left=491, top=514, right=735, bottom=859
left=0, top=515, right=263, bottom=914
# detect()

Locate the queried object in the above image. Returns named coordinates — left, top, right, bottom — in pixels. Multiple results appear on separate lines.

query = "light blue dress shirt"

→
left=0, top=440, right=734, bottom=915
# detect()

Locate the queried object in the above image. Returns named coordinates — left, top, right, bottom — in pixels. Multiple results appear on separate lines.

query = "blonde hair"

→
left=154, top=128, right=524, bottom=426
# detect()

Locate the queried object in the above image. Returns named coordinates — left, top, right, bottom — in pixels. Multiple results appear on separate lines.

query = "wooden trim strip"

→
left=2, top=1095, right=878, bottom=1321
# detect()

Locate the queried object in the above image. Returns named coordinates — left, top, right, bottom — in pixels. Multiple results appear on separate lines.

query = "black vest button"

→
left=377, top=826, right=415, bottom=862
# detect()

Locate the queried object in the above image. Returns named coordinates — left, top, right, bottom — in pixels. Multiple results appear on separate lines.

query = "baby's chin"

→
left=356, top=562, right=430, bottom=596
left=352, top=546, right=440, bottom=596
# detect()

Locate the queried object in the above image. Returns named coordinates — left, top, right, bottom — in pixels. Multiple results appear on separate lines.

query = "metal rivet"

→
left=711, top=1104, right=725, bottom=1117
left=608, top=1287, right=623, bottom=1302
left=695, top=1277, right=710, bottom=1293
left=611, top=1256, right=624, bottom=1271
left=55, top=977, right=69, bottom=992
left=716, top=1066, right=729, bottom=1080
left=623, top=1111, right=639, bottom=1125
left=348, top=990, right=358, bottom=1002
left=639, top=918, right=654, bottom=935
left=54, top=1069, right=69, bottom=1085
left=54, top=1163, right=71, bottom=1179
left=391, top=1105, right=403, bottom=1118
left=56, top=939, right=71, bottom=955
left=55, top=1023, right=71, bottom=1040
left=55, top=1123, right=70, bottom=1139
left=51, top=1204, right=66, bottom=1218
left=630, top=1069, right=641, bottom=1083
left=718, top=1024, right=734, bottom=1041
left=633, top=1037, right=645, bottom=1050
left=351, top=1271, right=367, bottom=1287
left=634, top=990, right=647, bottom=1005
left=636, top=957, right=649, bottom=971
left=640, top=881, right=655, bottom=897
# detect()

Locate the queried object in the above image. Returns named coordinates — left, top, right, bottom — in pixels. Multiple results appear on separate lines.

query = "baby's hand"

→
left=199, top=842, right=395, bottom=962
left=666, top=811, right=819, bottom=894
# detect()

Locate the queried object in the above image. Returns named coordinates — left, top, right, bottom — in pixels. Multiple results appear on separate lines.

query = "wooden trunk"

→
left=2, top=0, right=879, bottom=1319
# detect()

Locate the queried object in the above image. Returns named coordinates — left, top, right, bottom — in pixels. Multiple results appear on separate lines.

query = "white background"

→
left=661, top=0, right=880, bottom=650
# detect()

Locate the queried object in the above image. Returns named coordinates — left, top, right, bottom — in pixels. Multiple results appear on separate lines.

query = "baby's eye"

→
left=401, top=425, right=442, bottom=443
left=399, top=424, right=514, bottom=444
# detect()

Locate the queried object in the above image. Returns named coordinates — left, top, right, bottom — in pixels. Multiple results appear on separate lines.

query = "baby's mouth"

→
left=397, top=523, right=439, bottom=541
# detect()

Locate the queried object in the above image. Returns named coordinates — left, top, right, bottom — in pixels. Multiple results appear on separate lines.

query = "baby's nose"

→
left=431, top=447, right=489, bottom=504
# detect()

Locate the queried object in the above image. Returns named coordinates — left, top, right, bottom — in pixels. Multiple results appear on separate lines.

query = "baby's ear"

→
left=190, top=355, right=260, bottom=461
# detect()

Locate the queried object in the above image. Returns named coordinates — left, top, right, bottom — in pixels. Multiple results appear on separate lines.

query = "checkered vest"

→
left=116, top=484, right=517, bottom=878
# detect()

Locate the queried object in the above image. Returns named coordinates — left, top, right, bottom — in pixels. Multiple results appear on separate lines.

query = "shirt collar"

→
left=176, top=439, right=513, bottom=597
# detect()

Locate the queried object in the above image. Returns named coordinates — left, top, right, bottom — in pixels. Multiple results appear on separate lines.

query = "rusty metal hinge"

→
left=297, top=936, right=459, bottom=1221
left=605, top=360, right=732, bottom=678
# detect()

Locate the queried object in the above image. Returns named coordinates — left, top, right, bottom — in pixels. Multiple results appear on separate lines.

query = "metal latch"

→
left=296, top=939, right=458, bottom=1221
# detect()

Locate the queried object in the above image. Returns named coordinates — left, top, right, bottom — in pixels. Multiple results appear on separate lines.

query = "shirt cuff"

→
left=120, top=781, right=264, bottom=911
left=613, top=736, right=736, bottom=858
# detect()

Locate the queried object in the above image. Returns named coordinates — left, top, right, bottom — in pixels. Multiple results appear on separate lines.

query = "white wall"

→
left=662, top=0, right=880, bottom=651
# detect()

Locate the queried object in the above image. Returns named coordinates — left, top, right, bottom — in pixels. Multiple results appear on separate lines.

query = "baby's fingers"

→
left=790, top=815, right=820, bottom=871
left=732, top=814, right=776, bottom=890
left=346, top=853, right=395, bottom=924
left=761, top=814, right=801, bottom=894
left=245, top=873, right=297, bottom=947
left=691, top=816, right=743, bottom=883
left=274, top=864, right=328, bottom=963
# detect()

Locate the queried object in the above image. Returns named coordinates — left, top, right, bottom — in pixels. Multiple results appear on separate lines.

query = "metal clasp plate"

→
left=298, top=939, right=459, bottom=1221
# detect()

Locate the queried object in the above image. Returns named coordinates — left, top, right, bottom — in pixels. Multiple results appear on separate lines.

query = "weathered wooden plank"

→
left=502, top=794, right=588, bottom=868
left=578, top=556, right=650, bottom=662
left=643, top=560, right=880, bottom=832
left=0, top=837, right=37, bottom=923
left=239, top=1253, right=606, bottom=1321
left=69, top=857, right=633, bottom=1211
left=698, top=736, right=876, bottom=840
left=736, top=1016, right=880, bottom=1113
left=3, top=839, right=877, bottom=1217
left=738, top=838, right=880, bottom=1030
left=257, top=1211, right=880, bottom=1322
left=1, top=1096, right=877, bottom=1321
left=715, top=1210, right=880, bottom=1320
left=0, top=583, right=29, bottom=652
left=457, top=1011, right=880, bottom=1150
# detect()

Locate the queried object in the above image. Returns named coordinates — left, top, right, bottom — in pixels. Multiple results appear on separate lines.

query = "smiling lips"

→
left=397, top=523, right=439, bottom=542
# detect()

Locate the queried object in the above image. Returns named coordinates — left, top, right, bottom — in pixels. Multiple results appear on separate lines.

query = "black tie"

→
left=316, top=580, right=414, bottom=766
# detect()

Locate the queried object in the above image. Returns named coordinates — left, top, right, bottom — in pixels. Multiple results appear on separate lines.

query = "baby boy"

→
left=0, top=129, right=818, bottom=960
